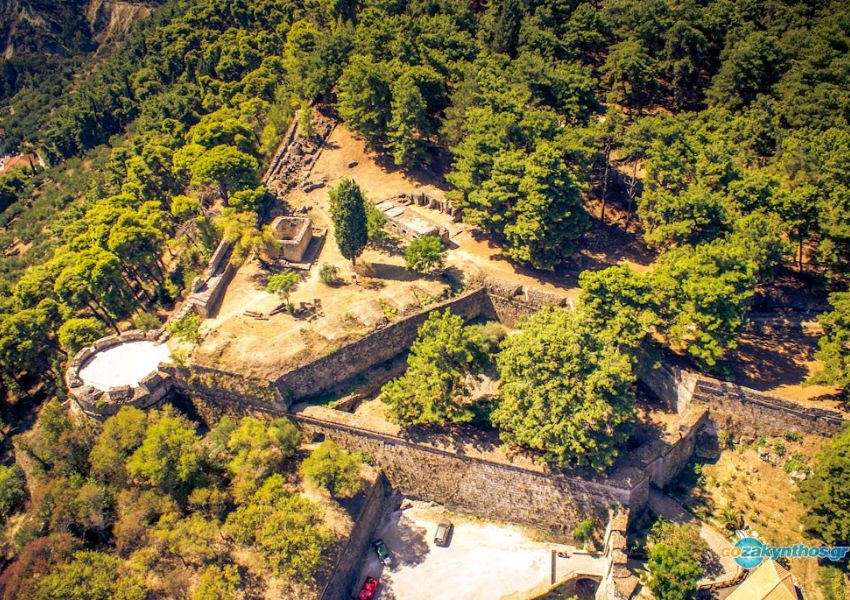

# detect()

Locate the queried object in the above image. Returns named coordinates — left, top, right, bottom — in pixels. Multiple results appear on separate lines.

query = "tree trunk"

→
left=89, top=300, right=120, bottom=334
left=624, top=161, right=639, bottom=232
left=600, top=145, right=611, bottom=224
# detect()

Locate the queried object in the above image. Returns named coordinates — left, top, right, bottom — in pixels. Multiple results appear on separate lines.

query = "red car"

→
left=357, top=576, right=379, bottom=600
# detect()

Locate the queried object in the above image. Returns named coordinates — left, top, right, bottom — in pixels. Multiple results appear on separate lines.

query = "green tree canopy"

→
left=127, top=411, right=202, bottom=496
left=328, top=179, right=368, bottom=266
left=225, top=416, right=300, bottom=502
left=265, top=272, right=301, bottom=311
left=33, top=551, right=146, bottom=600
left=301, top=440, right=363, bottom=498
left=493, top=306, right=637, bottom=470
left=0, top=464, right=25, bottom=523
left=382, top=310, right=488, bottom=426
left=798, top=424, right=850, bottom=546
left=224, top=474, right=330, bottom=581
left=89, top=406, right=149, bottom=489
left=809, top=292, right=850, bottom=397
left=57, top=317, right=104, bottom=354
left=645, top=520, right=707, bottom=600
left=190, top=145, right=259, bottom=202
left=405, top=235, right=445, bottom=274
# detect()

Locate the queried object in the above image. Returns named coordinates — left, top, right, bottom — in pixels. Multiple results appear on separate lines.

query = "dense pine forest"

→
left=0, top=0, right=849, bottom=597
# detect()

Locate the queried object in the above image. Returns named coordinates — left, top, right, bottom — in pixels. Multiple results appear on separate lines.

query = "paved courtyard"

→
left=353, top=500, right=607, bottom=600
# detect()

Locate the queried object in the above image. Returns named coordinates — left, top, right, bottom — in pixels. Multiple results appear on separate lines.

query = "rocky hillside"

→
left=0, top=0, right=159, bottom=99
left=1, top=0, right=156, bottom=57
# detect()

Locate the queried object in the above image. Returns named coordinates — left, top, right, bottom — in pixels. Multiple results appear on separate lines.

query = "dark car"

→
left=434, top=521, right=454, bottom=547
left=357, top=576, right=379, bottom=600
left=373, top=539, right=391, bottom=565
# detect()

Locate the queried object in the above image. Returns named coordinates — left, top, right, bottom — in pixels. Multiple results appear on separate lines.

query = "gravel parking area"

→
left=353, top=500, right=606, bottom=600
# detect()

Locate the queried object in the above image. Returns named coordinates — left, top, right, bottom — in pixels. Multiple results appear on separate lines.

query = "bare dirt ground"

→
left=354, top=500, right=606, bottom=600
left=719, top=314, right=843, bottom=409
left=670, top=434, right=838, bottom=599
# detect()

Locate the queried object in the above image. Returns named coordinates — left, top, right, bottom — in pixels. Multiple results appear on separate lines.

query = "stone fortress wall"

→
left=274, top=287, right=487, bottom=400
left=317, top=474, right=394, bottom=600
left=67, top=274, right=847, bottom=597
left=291, top=408, right=639, bottom=540
left=636, top=354, right=845, bottom=438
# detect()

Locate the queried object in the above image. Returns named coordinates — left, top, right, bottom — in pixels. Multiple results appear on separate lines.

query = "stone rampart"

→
left=637, top=350, right=845, bottom=437
left=273, top=288, right=487, bottom=401
left=317, top=474, right=393, bottom=600
left=67, top=328, right=172, bottom=420
left=164, top=363, right=286, bottom=412
left=693, top=377, right=844, bottom=437
left=481, top=277, right=572, bottom=326
left=595, top=509, right=638, bottom=600
left=290, top=409, right=643, bottom=541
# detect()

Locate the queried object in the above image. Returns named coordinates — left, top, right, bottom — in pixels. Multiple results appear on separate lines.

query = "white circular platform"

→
left=78, top=341, right=172, bottom=391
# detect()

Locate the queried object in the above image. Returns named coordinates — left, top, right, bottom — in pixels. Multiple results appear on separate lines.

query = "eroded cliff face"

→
left=1, top=0, right=156, bottom=59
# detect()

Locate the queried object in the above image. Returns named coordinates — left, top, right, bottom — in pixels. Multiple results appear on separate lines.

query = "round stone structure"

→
left=66, top=329, right=174, bottom=420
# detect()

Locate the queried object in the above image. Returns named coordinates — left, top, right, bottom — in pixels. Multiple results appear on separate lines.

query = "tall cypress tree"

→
left=328, top=179, right=368, bottom=267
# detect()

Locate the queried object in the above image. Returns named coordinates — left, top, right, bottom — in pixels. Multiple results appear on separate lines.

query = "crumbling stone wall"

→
left=164, top=364, right=285, bottom=412
left=481, top=277, right=572, bottom=327
left=595, top=509, right=638, bottom=600
left=692, top=377, right=844, bottom=437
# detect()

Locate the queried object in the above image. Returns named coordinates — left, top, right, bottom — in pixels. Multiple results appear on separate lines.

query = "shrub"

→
left=57, top=318, right=104, bottom=353
left=469, top=321, right=509, bottom=354
left=645, top=520, right=707, bottom=600
left=265, top=271, right=300, bottom=310
left=0, top=464, right=26, bottom=522
left=405, top=235, right=445, bottom=274
left=573, top=519, right=594, bottom=543
left=366, top=203, right=387, bottom=243
left=133, top=311, right=162, bottom=331
left=168, top=311, right=202, bottom=344
left=818, top=564, right=847, bottom=600
left=319, top=264, right=340, bottom=286
left=192, top=564, right=241, bottom=600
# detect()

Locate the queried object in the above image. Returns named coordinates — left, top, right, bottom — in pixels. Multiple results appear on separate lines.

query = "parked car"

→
left=357, top=576, right=379, bottom=600
left=434, top=521, right=454, bottom=547
left=373, top=539, right=391, bottom=565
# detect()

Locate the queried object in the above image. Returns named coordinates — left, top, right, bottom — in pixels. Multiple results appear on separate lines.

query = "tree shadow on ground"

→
left=702, top=549, right=724, bottom=578
left=370, top=235, right=405, bottom=257
left=381, top=509, right=430, bottom=569
left=336, top=487, right=369, bottom=522
left=403, top=421, right=503, bottom=456
left=718, top=313, right=828, bottom=395
left=369, top=262, right=420, bottom=282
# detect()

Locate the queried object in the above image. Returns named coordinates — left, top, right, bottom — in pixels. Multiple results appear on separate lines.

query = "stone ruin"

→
left=66, top=329, right=173, bottom=421
left=386, top=191, right=461, bottom=221
left=185, top=238, right=235, bottom=318
left=269, top=215, right=313, bottom=262
left=374, top=198, right=450, bottom=244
